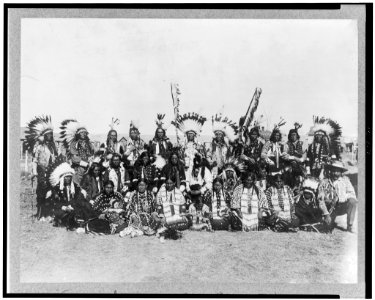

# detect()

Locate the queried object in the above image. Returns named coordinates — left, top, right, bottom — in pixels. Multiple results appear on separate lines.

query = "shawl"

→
left=128, top=191, right=156, bottom=214
left=93, top=191, right=124, bottom=213
left=265, top=186, right=294, bottom=221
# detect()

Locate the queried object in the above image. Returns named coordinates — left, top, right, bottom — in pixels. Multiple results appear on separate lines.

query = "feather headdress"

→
left=130, top=119, right=140, bottom=133
left=301, top=177, right=320, bottom=195
left=212, top=114, right=239, bottom=142
left=49, top=162, right=75, bottom=187
left=24, top=115, right=54, bottom=151
left=171, top=112, right=207, bottom=136
left=312, top=116, right=342, bottom=159
left=60, top=119, right=88, bottom=148
left=109, top=117, right=120, bottom=131
left=221, top=156, right=246, bottom=175
left=273, top=117, right=287, bottom=131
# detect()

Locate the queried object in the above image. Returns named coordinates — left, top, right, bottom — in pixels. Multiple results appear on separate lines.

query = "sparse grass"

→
left=19, top=178, right=358, bottom=284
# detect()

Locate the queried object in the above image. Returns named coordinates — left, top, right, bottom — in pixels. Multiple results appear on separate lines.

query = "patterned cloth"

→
left=261, top=141, right=288, bottom=174
left=103, top=165, right=130, bottom=194
left=132, top=164, right=158, bottom=189
left=306, top=142, right=330, bottom=175
left=128, top=191, right=156, bottom=215
left=70, top=140, right=94, bottom=163
left=317, top=176, right=356, bottom=211
left=125, top=138, right=146, bottom=167
left=232, top=184, right=268, bottom=231
left=156, top=185, right=186, bottom=214
left=182, top=141, right=205, bottom=169
left=207, top=140, right=230, bottom=170
left=185, top=166, right=213, bottom=194
left=92, top=191, right=124, bottom=213
left=265, top=186, right=295, bottom=221
left=243, top=139, right=264, bottom=162
left=149, top=138, right=173, bottom=160
left=202, top=189, right=231, bottom=219
left=286, top=141, right=304, bottom=158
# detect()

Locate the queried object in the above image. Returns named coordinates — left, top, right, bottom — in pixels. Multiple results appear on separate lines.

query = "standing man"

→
left=25, top=116, right=58, bottom=220
left=60, top=119, right=94, bottom=185
left=306, top=116, right=342, bottom=178
left=241, top=126, right=264, bottom=173
left=100, top=121, right=126, bottom=168
left=207, top=114, right=238, bottom=177
left=317, top=159, right=357, bottom=232
left=171, top=112, right=207, bottom=170
left=124, top=120, right=146, bottom=181
left=261, top=121, right=289, bottom=177
left=149, top=114, right=173, bottom=165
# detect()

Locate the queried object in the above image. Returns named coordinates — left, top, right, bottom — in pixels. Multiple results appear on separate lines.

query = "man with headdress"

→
left=218, top=157, right=246, bottom=199
left=171, top=112, right=207, bottom=170
left=149, top=114, right=173, bottom=163
left=207, top=114, right=239, bottom=177
left=293, top=177, right=331, bottom=232
left=99, top=118, right=125, bottom=168
left=306, top=116, right=342, bottom=178
left=25, top=116, right=58, bottom=220
left=60, top=119, right=94, bottom=185
left=317, top=159, right=357, bottom=233
left=47, top=162, right=95, bottom=230
left=261, top=120, right=289, bottom=176
left=103, top=153, right=131, bottom=196
left=124, top=120, right=146, bottom=180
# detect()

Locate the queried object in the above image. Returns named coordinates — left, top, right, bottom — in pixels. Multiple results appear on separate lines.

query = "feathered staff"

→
left=171, top=83, right=181, bottom=145
left=239, top=87, right=262, bottom=142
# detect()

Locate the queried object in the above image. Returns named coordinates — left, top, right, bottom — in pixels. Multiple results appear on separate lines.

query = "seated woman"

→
left=185, top=154, right=213, bottom=211
left=80, top=162, right=103, bottom=203
left=48, top=162, right=96, bottom=230
left=155, top=175, right=190, bottom=239
left=231, top=172, right=268, bottom=231
left=88, top=180, right=127, bottom=234
left=126, top=179, right=159, bottom=235
left=132, top=151, right=159, bottom=194
left=264, top=174, right=297, bottom=232
left=201, top=177, right=232, bottom=231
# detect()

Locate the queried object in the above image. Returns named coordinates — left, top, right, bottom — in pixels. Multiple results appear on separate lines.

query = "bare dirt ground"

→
left=19, top=178, right=358, bottom=285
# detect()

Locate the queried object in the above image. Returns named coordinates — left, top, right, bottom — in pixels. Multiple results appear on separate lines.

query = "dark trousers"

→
left=331, top=198, right=357, bottom=227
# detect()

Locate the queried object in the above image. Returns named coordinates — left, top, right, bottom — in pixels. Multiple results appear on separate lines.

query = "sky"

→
left=20, top=18, right=358, bottom=138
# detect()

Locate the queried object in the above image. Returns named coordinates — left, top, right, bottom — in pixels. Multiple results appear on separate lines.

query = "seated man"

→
left=47, top=162, right=95, bottom=230
left=231, top=172, right=268, bottom=231
left=317, top=159, right=357, bottom=233
left=294, top=177, right=331, bottom=233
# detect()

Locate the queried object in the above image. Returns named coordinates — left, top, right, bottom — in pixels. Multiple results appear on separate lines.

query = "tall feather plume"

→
left=294, top=122, right=303, bottom=131
left=274, top=117, right=286, bottom=130
left=109, top=117, right=120, bottom=130
left=155, top=114, right=166, bottom=129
